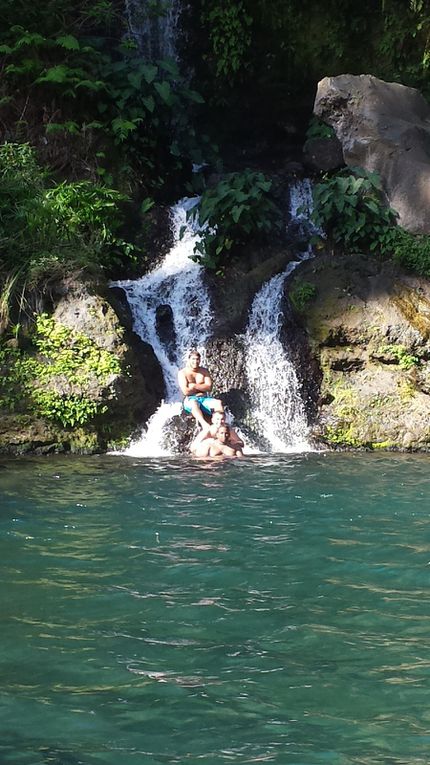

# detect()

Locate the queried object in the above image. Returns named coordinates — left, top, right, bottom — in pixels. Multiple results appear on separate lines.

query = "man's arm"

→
left=190, top=428, right=210, bottom=453
left=178, top=369, right=196, bottom=396
left=191, top=369, right=212, bottom=394
left=194, top=438, right=215, bottom=457
left=178, top=368, right=212, bottom=396
left=229, top=427, right=244, bottom=449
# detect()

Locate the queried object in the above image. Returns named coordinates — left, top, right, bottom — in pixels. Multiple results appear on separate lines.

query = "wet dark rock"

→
left=205, top=337, right=250, bottom=422
left=205, top=246, right=295, bottom=336
left=165, top=413, right=198, bottom=453
left=280, top=296, right=322, bottom=424
left=109, top=286, right=134, bottom=332
left=156, top=304, right=177, bottom=362
left=303, top=136, right=344, bottom=172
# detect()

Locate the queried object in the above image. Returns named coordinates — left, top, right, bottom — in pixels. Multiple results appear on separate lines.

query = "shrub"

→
left=311, top=167, right=398, bottom=254
left=289, top=281, right=317, bottom=312
left=391, top=227, right=430, bottom=277
left=0, top=19, right=205, bottom=187
left=305, top=116, right=335, bottom=140
left=189, top=170, right=281, bottom=271
left=0, top=142, right=136, bottom=329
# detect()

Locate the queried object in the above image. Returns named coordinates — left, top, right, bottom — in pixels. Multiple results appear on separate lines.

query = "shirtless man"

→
left=178, top=350, right=224, bottom=429
left=193, top=424, right=243, bottom=459
left=190, top=411, right=244, bottom=453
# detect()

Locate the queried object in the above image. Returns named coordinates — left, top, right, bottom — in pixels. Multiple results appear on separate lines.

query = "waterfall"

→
left=111, top=198, right=212, bottom=456
left=112, top=180, right=317, bottom=458
left=125, top=0, right=182, bottom=61
left=243, top=179, right=316, bottom=453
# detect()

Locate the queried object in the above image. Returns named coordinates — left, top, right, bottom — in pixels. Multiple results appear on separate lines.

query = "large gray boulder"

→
left=314, top=74, right=430, bottom=234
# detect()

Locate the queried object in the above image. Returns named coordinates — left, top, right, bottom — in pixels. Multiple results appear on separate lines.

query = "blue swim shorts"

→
left=183, top=395, right=215, bottom=416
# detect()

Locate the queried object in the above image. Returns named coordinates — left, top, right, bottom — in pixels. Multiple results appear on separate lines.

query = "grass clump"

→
left=289, top=280, right=317, bottom=312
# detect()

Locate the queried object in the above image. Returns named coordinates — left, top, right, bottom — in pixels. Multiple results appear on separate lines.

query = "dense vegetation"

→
left=192, top=0, right=430, bottom=140
left=1, top=0, right=430, bottom=435
left=1, top=0, right=430, bottom=289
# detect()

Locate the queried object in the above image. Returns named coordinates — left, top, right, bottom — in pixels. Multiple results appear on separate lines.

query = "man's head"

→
left=216, top=425, right=230, bottom=444
left=187, top=350, right=201, bottom=370
left=211, top=411, right=225, bottom=429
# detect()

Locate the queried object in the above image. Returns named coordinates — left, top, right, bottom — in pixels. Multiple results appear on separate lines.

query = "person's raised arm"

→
left=190, top=428, right=210, bottom=453
left=192, top=370, right=212, bottom=394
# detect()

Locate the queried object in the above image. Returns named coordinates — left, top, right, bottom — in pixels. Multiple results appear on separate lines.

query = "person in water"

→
left=193, top=424, right=243, bottom=459
left=190, top=411, right=244, bottom=454
left=178, top=350, right=224, bottom=429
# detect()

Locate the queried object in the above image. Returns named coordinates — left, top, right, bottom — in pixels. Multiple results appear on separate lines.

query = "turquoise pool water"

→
left=1, top=453, right=429, bottom=764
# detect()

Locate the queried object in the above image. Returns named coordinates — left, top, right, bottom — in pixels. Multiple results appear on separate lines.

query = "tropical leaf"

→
left=55, top=35, right=80, bottom=51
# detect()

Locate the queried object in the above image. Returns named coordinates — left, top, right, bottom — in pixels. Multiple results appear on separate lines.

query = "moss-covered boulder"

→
left=289, top=252, right=430, bottom=450
left=0, top=279, right=163, bottom=454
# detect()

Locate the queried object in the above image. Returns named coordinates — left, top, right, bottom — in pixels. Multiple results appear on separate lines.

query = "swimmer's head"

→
left=211, top=411, right=225, bottom=428
left=216, top=424, right=230, bottom=443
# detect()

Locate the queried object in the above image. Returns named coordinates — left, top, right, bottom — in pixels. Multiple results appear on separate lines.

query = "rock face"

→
left=303, top=136, right=344, bottom=172
left=314, top=74, right=430, bottom=233
left=0, top=279, right=164, bottom=455
left=289, top=253, right=430, bottom=450
left=53, top=280, right=164, bottom=430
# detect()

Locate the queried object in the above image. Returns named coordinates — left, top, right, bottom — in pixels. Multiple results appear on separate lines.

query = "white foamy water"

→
left=125, top=0, right=182, bottom=61
left=111, top=198, right=212, bottom=456
left=244, top=179, right=316, bottom=453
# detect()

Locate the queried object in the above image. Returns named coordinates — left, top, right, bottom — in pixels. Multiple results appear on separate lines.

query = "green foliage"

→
left=390, top=227, right=430, bottom=277
left=305, top=116, right=335, bottom=140
left=289, top=281, right=317, bottom=312
left=0, top=142, right=136, bottom=328
left=201, top=0, right=252, bottom=81
left=312, top=166, right=430, bottom=278
left=324, top=424, right=361, bottom=448
left=0, top=314, right=122, bottom=427
left=193, top=0, right=430, bottom=143
left=311, top=168, right=398, bottom=254
left=188, top=170, right=281, bottom=270
left=378, top=343, right=419, bottom=370
left=0, top=8, right=205, bottom=187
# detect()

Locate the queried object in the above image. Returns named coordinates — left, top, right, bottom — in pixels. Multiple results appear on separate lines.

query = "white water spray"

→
left=112, top=198, right=212, bottom=456
left=125, top=0, right=182, bottom=61
left=244, top=179, right=316, bottom=453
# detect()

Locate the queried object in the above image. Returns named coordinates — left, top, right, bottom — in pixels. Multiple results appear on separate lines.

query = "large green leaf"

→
left=55, top=35, right=80, bottom=51
left=154, top=80, right=172, bottom=104
left=141, top=64, right=158, bottom=84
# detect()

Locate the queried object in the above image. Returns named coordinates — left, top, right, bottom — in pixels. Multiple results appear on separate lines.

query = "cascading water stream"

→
left=112, top=180, right=317, bottom=457
left=111, top=198, right=212, bottom=456
left=244, top=179, right=316, bottom=453
left=125, top=0, right=182, bottom=61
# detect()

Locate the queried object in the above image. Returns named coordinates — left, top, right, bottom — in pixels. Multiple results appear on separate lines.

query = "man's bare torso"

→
left=183, top=366, right=209, bottom=389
